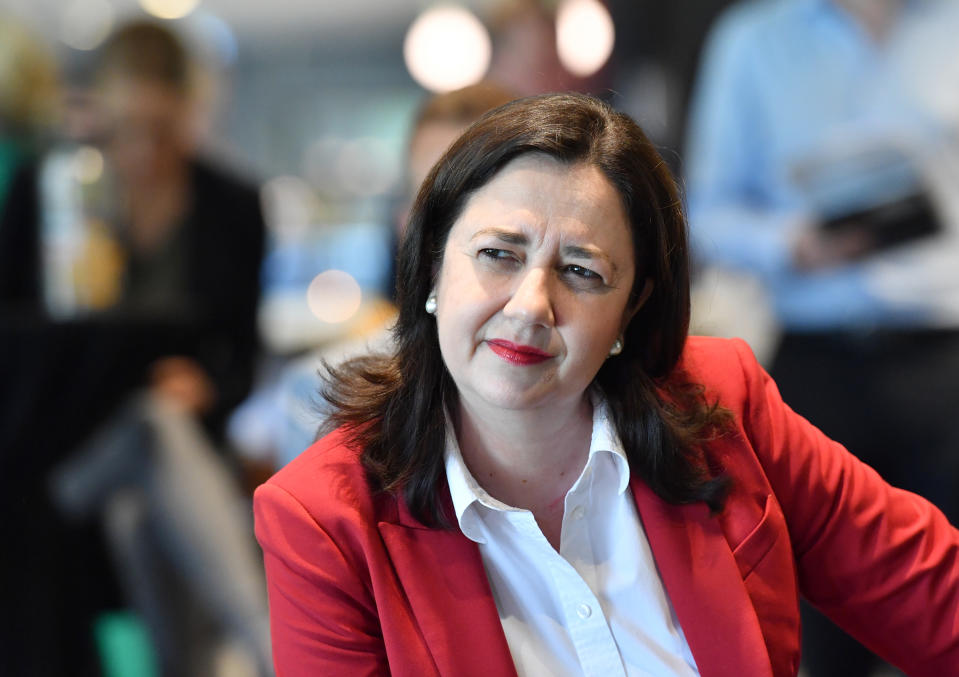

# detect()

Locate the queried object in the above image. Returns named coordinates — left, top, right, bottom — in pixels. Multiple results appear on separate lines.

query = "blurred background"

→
left=2, top=1, right=958, bottom=676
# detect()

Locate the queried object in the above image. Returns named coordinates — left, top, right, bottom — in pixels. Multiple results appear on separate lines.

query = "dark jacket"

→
left=0, top=156, right=265, bottom=675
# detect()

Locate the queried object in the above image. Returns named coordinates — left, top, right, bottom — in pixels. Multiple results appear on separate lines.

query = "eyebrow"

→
left=469, top=228, right=618, bottom=271
left=470, top=228, right=528, bottom=246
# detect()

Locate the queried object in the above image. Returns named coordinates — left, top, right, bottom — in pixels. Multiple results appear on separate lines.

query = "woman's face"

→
left=99, top=77, right=193, bottom=184
left=434, top=154, right=637, bottom=415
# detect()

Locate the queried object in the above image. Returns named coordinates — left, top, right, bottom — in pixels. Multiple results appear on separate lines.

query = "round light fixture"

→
left=60, top=0, right=115, bottom=51
left=307, top=270, right=363, bottom=324
left=404, top=5, right=491, bottom=93
left=556, top=0, right=615, bottom=77
left=139, top=0, right=201, bottom=21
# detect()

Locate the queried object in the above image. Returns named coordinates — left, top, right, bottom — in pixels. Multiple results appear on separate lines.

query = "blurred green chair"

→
left=94, top=611, right=159, bottom=677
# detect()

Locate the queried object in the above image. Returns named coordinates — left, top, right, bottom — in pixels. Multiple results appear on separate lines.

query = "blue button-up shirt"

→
left=685, top=0, right=959, bottom=329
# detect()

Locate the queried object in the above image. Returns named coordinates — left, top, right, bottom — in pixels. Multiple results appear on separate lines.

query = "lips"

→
left=485, top=339, right=553, bottom=365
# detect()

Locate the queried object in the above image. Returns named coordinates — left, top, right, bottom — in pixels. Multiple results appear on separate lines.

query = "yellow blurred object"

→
left=349, top=296, right=398, bottom=339
left=0, top=16, right=58, bottom=130
left=73, top=218, right=126, bottom=309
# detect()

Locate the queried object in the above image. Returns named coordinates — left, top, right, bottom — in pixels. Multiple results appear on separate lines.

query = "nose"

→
left=503, top=267, right=555, bottom=327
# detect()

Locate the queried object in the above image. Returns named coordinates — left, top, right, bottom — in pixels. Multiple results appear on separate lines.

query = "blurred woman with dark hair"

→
left=255, top=93, right=959, bottom=676
left=0, top=19, right=269, bottom=676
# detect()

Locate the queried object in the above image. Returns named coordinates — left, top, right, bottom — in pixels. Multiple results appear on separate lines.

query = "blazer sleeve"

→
left=253, top=482, right=389, bottom=677
left=731, top=339, right=959, bottom=674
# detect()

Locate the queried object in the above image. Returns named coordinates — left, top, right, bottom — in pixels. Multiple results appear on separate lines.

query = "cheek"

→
left=436, top=297, right=486, bottom=349
left=434, top=290, right=504, bottom=378
left=435, top=280, right=476, bottom=355
left=565, top=303, right=629, bottom=359
left=436, top=259, right=495, bottom=327
left=568, top=326, right=615, bottom=369
left=435, top=307, right=481, bottom=390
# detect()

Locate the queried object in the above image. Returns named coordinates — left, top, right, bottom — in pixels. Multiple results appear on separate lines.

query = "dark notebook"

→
left=820, top=191, right=941, bottom=252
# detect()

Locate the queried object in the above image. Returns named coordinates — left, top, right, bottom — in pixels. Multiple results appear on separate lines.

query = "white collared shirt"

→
left=444, top=400, right=700, bottom=677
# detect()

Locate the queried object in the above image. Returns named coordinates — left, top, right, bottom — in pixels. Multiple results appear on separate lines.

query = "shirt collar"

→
left=588, top=396, right=631, bottom=494
left=444, top=395, right=631, bottom=544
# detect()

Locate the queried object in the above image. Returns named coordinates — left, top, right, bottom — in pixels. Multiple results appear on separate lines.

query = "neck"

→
left=454, top=394, right=594, bottom=512
left=121, top=171, right=188, bottom=254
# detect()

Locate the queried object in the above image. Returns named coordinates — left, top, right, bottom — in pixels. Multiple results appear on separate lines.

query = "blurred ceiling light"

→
left=404, top=5, right=491, bottom=93
left=140, top=0, right=201, bottom=21
left=60, top=0, right=115, bottom=51
left=556, top=0, right=615, bottom=77
left=307, top=270, right=363, bottom=324
left=72, top=146, right=104, bottom=184
left=261, top=175, right=318, bottom=240
left=302, top=136, right=345, bottom=190
left=335, top=137, right=397, bottom=197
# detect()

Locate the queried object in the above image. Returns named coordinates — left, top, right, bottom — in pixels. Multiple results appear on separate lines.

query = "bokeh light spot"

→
left=73, top=146, right=104, bottom=184
left=556, top=0, right=615, bottom=77
left=404, top=6, right=491, bottom=93
left=60, top=0, right=115, bottom=51
left=307, top=270, right=363, bottom=324
left=335, top=137, right=397, bottom=197
left=140, top=0, right=201, bottom=21
left=261, top=175, right=318, bottom=241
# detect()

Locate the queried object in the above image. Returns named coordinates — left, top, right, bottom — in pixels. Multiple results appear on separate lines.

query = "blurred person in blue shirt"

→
left=685, top=1, right=959, bottom=675
left=687, top=0, right=959, bottom=326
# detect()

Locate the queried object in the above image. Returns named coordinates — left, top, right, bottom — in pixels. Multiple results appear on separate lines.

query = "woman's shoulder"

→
left=679, top=335, right=762, bottom=400
left=257, top=427, right=387, bottom=527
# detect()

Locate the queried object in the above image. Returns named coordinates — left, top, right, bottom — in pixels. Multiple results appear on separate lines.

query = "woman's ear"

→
left=622, top=278, right=653, bottom=328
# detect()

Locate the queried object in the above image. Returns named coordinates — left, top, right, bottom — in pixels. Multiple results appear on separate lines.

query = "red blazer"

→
left=254, top=336, right=959, bottom=676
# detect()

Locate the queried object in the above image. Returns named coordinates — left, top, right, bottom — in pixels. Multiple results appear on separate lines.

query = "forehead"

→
left=450, top=154, right=633, bottom=251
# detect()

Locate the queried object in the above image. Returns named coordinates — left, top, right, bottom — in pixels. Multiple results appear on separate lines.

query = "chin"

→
left=470, top=379, right=575, bottom=413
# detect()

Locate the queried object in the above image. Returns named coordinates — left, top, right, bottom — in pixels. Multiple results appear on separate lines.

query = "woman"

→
left=254, top=93, right=959, bottom=676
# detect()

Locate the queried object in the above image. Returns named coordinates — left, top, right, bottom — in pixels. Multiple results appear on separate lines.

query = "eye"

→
left=560, top=264, right=605, bottom=289
left=477, top=248, right=521, bottom=268
left=564, top=264, right=599, bottom=279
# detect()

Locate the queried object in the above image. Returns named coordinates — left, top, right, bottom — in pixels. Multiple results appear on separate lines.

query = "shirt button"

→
left=571, top=505, right=585, bottom=520
left=577, top=603, right=592, bottom=619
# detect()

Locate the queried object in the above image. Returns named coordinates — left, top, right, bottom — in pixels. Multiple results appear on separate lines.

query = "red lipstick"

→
left=486, top=340, right=553, bottom=365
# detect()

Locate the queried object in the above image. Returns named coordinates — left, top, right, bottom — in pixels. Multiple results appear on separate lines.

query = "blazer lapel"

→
left=631, top=479, right=774, bottom=677
left=378, top=492, right=517, bottom=677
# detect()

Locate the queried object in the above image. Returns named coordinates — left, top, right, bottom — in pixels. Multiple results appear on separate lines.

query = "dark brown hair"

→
left=97, top=21, right=190, bottom=92
left=322, top=92, right=729, bottom=525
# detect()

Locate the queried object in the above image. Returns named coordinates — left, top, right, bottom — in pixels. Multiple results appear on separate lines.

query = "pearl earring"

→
left=609, top=338, right=623, bottom=356
left=424, top=294, right=437, bottom=315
